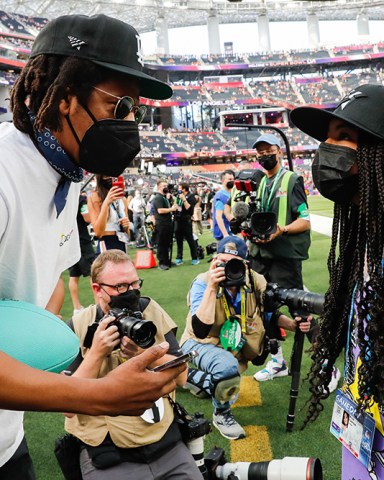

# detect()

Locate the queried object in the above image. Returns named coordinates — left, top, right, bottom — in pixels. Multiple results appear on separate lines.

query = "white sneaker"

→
left=326, top=366, right=341, bottom=393
left=254, top=358, right=289, bottom=382
left=73, top=306, right=84, bottom=315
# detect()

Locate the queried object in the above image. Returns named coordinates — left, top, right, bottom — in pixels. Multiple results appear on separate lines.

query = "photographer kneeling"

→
left=180, top=236, right=310, bottom=440
left=63, top=249, right=203, bottom=479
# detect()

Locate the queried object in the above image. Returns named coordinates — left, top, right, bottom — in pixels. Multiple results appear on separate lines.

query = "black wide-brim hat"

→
left=290, top=83, right=384, bottom=142
left=31, top=14, right=173, bottom=101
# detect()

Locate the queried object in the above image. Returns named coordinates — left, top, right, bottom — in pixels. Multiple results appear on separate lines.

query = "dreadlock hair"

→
left=303, top=139, right=384, bottom=428
left=10, top=55, right=113, bottom=136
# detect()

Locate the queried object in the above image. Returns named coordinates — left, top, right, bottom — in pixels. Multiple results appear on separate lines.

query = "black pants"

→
left=250, top=255, right=304, bottom=290
left=0, top=437, right=36, bottom=480
left=174, top=217, right=198, bottom=261
left=156, top=223, right=173, bottom=266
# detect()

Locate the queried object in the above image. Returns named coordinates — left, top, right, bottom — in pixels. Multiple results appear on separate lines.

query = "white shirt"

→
left=0, top=122, right=80, bottom=466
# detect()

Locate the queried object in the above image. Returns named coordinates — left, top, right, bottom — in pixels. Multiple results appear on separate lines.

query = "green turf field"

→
left=24, top=195, right=342, bottom=479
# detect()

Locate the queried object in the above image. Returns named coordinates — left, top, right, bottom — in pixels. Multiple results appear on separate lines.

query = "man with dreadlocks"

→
left=0, top=14, right=185, bottom=479
left=291, top=83, right=384, bottom=480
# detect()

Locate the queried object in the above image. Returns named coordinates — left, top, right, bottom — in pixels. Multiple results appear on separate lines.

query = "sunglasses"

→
left=93, top=86, right=147, bottom=124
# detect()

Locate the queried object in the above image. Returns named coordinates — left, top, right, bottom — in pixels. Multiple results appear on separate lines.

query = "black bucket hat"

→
left=31, top=14, right=173, bottom=100
left=290, top=84, right=384, bottom=142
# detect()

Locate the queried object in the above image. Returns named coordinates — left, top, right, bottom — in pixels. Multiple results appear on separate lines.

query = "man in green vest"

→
left=250, top=133, right=312, bottom=382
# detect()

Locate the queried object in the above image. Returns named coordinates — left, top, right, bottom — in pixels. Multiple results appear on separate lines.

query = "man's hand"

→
left=92, top=317, right=120, bottom=356
left=91, top=341, right=186, bottom=416
left=295, top=315, right=311, bottom=333
left=206, top=257, right=226, bottom=289
left=254, top=225, right=284, bottom=244
left=119, top=336, right=144, bottom=359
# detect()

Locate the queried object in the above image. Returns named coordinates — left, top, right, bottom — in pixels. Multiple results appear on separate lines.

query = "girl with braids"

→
left=0, top=14, right=180, bottom=480
left=291, top=83, right=384, bottom=480
left=88, top=175, right=130, bottom=253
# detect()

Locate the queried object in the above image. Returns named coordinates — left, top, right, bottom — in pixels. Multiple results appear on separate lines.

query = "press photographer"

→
left=152, top=179, right=179, bottom=270
left=60, top=249, right=203, bottom=479
left=240, top=133, right=314, bottom=384
left=180, top=236, right=311, bottom=440
left=173, top=182, right=200, bottom=266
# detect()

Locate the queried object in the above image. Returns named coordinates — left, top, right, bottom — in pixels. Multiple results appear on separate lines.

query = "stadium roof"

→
left=0, top=0, right=384, bottom=34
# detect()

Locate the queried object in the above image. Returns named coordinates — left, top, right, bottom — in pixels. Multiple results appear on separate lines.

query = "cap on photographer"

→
left=64, top=249, right=203, bottom=479
left=179, top=236, right=310, bottom=440
left=249, top=133, right=313, bottom=384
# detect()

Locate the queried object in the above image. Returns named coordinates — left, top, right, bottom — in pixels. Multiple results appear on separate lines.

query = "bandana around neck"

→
left=29, top=112, right=84, bottom=217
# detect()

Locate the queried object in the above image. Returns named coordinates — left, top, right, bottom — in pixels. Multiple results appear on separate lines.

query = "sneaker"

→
left=191, top=259, right=200, bottom=265
left=183, top=369, right=210, bottom=399
left=158, top=264, right=169, bottom=271
left=326, top=366, right=341, bottom=394
left=73, top=306, right=84, bottom=315
left=213, top=409, right=246, bottom=440
left=175, top=258, right=183, bottom=266
left=253, top=359, right=288, bottom=382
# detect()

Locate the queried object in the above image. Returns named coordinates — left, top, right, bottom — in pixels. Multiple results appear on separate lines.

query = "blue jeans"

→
left=181, top=339, right=240, bottom=412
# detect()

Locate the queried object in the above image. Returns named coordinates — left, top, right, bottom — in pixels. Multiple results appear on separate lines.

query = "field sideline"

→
left=24, top=195, right=343, bottom=479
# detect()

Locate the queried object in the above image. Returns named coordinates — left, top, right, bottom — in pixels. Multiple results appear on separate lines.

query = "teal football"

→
left=0, top=299, right=79, bottom=373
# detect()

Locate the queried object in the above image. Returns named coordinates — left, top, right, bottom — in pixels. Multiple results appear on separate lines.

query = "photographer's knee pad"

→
left=213, top=374, right=241, bottom=404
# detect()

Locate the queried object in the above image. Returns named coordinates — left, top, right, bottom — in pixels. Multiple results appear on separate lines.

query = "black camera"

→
left=175, top=405, right=211, bottom=477
left=217, top=259, right=246, bottom=288
left=108, top=308, right=157, bottom=348
left=205, top=446, right=323, bottom=480
left=263, top=283, right=325, bottom=316
left=206, top=242, right=217, bottom=256
left=166, top=183, right=178, bottom=195
left=84, top=308, right=157, bottom=350
left=177, top=411, right=212, bottom=443
left=231, top=169, right=277, bottom=242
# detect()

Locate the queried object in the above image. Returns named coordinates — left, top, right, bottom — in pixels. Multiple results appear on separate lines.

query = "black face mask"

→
left=312, top=143, right=358, bottom=204
left=101, top=178, right=113, bottom=190
left=226, top=181, right=234, bottom=189
left=108, top=289, right=141, bottom=312
left=66, top=105, right=141, bottom=177
left=259, top=154, right=278, bottom=171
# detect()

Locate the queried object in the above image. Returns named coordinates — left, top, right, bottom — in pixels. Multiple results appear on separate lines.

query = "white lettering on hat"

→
left=340, top=90, right=363, bottom=110
left=68, top=35, right=86, bottom=50
left=224, top=247, right=238, bottom=256
left=136, top=34, right=144, bottom=67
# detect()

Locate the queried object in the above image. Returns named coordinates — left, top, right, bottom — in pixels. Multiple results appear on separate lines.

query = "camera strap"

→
left=221, top=289, right=247, bottom=334
left=259, top=167, right=284, bottom=212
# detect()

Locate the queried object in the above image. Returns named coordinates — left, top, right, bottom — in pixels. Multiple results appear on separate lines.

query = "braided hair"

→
left=303, top=139, right=384, bottom=427
left=10, top=55, right=112, bottom=136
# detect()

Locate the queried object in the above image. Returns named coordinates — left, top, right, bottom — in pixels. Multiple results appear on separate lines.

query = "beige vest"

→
left=180, top=270, right=267, bottom=363
left=65, top=301, right=177, bottom=448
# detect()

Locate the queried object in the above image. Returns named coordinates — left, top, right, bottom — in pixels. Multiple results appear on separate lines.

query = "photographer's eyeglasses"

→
left=99, top=279, right=144, bottom=294
left=93, top=86, right=147, bottom=124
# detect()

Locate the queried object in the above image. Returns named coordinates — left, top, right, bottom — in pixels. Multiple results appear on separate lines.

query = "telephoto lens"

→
left=215, top=456, right=323, bottom=480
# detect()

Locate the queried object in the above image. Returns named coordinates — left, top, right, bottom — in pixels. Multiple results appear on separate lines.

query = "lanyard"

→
left=260, top=167, right=284, bottom=212
left=222, top=288, right=247, bottom=333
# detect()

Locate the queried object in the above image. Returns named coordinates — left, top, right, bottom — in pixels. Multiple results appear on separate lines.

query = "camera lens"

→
left=220, top=259, right=246, bottom=287
left=250, top=212, right=277, bottom=238
left=118, top=316, right=157, bottom=348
